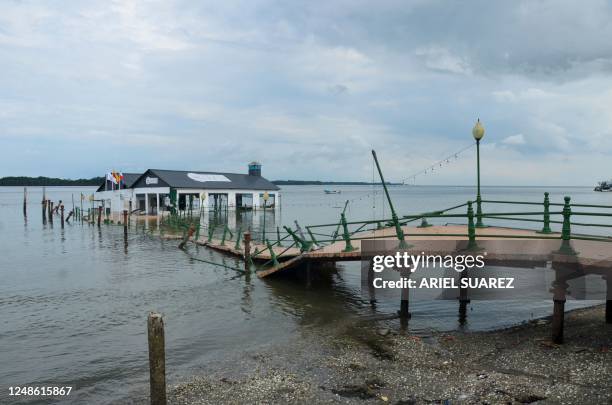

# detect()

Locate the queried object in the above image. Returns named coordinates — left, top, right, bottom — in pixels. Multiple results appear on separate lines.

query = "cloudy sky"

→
left=1, top=0, right=611, bottom=185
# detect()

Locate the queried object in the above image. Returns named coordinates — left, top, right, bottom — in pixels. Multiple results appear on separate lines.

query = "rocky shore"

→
left=166, top=305, right=610, bottom=404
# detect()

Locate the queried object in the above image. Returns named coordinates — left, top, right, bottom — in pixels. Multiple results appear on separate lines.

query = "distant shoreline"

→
left=0, top=176, right=591, bottom=188
left=0, top=176, right=399, bottom=187
left=0, top=176, right=103, bottom=186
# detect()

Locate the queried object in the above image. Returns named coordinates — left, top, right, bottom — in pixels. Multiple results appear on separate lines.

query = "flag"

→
left=106, top=172, right=118, bottom=185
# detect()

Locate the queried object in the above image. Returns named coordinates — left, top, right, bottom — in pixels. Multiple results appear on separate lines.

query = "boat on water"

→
left=594, top=180, right=612, bottom=192
left=324, top=189, right=341, bottom=194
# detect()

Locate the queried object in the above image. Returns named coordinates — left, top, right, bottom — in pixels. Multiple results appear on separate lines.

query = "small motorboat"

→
left=324, top=189, right=341, bottom=194
left=594, top=181, right=612, bottom=192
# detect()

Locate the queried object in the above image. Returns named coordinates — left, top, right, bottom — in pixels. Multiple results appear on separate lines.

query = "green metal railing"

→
left=159, top=190, right=612, bottom=273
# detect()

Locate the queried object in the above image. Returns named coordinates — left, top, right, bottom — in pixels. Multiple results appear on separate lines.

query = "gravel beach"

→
left=164, top=305, right=611, bottom=404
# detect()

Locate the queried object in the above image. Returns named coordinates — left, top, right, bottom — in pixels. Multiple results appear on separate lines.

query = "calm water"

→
left=1, top=185, right=609, bottom=404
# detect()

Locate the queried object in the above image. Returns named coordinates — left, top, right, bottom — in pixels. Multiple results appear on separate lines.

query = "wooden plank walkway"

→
left=165, top=224, right=611, bottom=278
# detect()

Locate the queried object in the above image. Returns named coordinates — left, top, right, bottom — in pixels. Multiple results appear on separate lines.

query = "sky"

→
left=1, top=0, right=611, bottom=185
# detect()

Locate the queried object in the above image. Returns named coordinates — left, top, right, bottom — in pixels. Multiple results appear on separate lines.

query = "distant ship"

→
left=594, top=180, right=612, bottom=192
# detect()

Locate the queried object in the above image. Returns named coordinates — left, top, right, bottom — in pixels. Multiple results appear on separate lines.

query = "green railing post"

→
left=558, top=196, right=577, bottom=255
left=538, top=192, right=552, bottom=234
left=284, top=226, right=311, bottom=252
left=220, top=225, right=228, bottom=246
left=341, top=212, right=355, bottom=252
left=467, top=201, right=478, bottom=250
left=371, top=150, right=409, bottom=249
left=234, top=228, right=242, bottom=250
left=276, top=226, right=283, bottom=247
left=266, top=239, right=280, bottom=266
left=306, top=227, right=319, bottom=247
left=332, top=200, right=349, bottom=242
left=207, top=224, right=216, bottom=242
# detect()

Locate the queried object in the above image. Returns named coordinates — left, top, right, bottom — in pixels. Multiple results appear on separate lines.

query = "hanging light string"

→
left=401, top=142, right=475, bottom=184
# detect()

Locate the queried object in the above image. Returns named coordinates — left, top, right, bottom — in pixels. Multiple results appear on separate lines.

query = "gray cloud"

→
left=0, top=0, right=611, bottom=185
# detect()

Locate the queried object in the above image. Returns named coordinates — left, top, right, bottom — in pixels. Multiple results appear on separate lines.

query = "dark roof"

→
left=96, top=172, right=142, bottom=192
left=132, top=169, right=280, bottom=191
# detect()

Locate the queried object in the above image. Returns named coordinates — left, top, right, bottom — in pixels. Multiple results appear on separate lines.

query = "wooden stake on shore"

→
left=551, top=278, right=568, bottom=344
left=147, top=312, right=167, bottom=405
left=243, top=232, right=251, bottom=273
left=606, top=276, right=612, bottom=324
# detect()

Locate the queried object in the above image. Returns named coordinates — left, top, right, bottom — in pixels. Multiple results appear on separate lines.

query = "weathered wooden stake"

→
left=42, top=200, right=47, bottom=222
left=97, top=207, right=102, bottom=227
left=123, top=210, right=129, bottom=240
left=60, top=205, right=65, bottom=228
left=23, top=187, right=27, bottom=217
left=551, top=279, right=568, bottom=344
left=243, top=232, right=251, bottom=273
left=399, top=269, right=411, bottom=320
left=147, top=312, right=167, bottom=405
left=606, top=276, right=612, bottom=324
left=49, top=202, right=53, bottom=223
left=458, top=271, right=470, bottom=325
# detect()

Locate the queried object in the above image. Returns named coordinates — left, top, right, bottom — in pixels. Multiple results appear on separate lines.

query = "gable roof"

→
left=96, top=172, right=142, bottom=192
left=132, top=169, right=280, bottom=191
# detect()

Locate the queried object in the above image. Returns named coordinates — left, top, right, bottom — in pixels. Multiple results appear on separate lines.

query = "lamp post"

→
left=262, top=191, right=269, bottom=242
left=472, top=119, right=485, bottom=228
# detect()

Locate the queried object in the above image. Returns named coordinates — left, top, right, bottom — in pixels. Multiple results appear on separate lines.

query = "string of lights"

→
left=401, top=142, right=475, bottom=184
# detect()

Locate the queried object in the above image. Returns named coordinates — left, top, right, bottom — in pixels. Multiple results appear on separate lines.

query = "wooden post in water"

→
left=60, top=205, right=65, bottom=228
left=23, top=187, right=27, bottom=217
left=147, top=312, right=167, bottom=405
left=123, top=209, right=128, bottom=238
left=97, top=206, right=102, bottom=227
left=42, top=199, right=47, bottom=222
left=243, top=232, right=251, bottom=273
left=399, top=268, right=411, bottom=320
left=49, top=201, right=54, bottom=224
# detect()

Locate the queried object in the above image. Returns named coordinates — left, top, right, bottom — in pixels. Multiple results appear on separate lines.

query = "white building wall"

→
left=95, top=187, right=279, bottom=214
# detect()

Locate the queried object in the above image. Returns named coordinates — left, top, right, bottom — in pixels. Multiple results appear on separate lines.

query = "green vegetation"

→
left=0, top=176, right=103, bottom=186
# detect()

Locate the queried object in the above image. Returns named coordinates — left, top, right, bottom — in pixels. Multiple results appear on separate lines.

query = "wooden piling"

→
left=147, top=312, right=167, bottom=405
left=42, top=200, right=47, bottom=222
left=551, top=279, right=568, bottom=344
left=60, top=205, right=65, bottom=228
left=97, top=207, right=102, bottom=227
left=606, top=277, right=612, bottom=324
left=551, top=299, right=565, bottom=344
left=49, top=201, right=53, bottom=223
left=243, top=232, right=251, bottom=273
left=23, top=187, right=27, bottom=217
left=123, top=210, right=128, bottom=239
left=399, top=269, right=411, bottom=319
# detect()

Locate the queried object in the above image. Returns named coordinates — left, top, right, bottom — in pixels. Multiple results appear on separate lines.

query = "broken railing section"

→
left=371, top=150, right=408, bottom=249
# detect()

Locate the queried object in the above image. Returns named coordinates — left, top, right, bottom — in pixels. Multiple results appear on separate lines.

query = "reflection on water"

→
left=0, top=185, right=609, bottom=404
